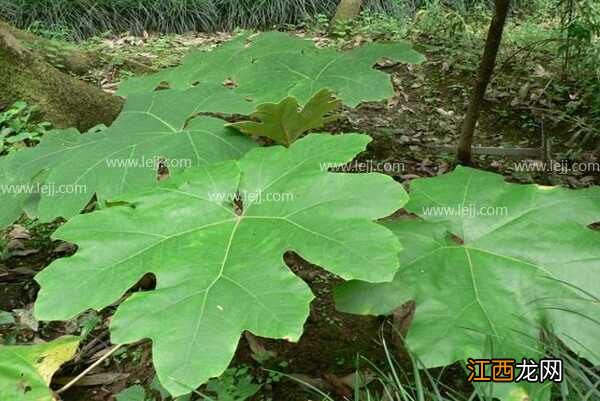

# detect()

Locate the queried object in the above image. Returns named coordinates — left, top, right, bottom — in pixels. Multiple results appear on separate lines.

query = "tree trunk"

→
left=2, top=21, right=156, bottom=76
left=0, top=22, right=99, bottom=75
left=456, top=0, right=511, bottom=166
left=332, top=0, right=364, bottom=24
left=0, top=22, right=123, bottom=131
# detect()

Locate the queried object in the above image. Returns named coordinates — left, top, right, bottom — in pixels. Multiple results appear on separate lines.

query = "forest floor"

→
left=1, top=28, right=599, bottom=401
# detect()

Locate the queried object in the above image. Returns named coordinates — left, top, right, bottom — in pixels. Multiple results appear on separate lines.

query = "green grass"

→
left=276, top=335, right=482, bottom=401
left=2, top=0, right=218, bottom=39
left=279, top=331, right=600, bottom=401
left=0, top=0, right=408, bottom=39
left=1, top=0, right=518, bottom=40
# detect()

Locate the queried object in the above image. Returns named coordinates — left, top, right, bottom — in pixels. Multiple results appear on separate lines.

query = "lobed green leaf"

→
left=336, top=166, right=600, bottom=401
left=0, top=85, right=257, bottom=227
left=229, top=88, right=341, bottom=145
left=118, top=31, right=425, bottom=108
left=34, top=133, right=408, bottom=396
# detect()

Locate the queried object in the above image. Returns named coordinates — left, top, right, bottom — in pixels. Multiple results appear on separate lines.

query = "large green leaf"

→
left=229, top=89, right=341, bottom=145
left=117, top=31, right=425, bottom=107
left=34, top=134, right=408, bottom=396
left=118, top=32, right=314, bottom=96
left=335, top=166, right=600, bottom=401
left=0, top=85, right=257, bottom=227
left=0, top=128, right=82, bottom=228
left=0, top=336, right=80, bottom=401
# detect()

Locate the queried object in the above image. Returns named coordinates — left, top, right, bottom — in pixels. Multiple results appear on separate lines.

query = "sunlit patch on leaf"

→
left=0, top=336, right=80, bottom=401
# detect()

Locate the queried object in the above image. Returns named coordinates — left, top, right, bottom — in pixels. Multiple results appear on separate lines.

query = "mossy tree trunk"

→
left=1, top=21, right=99, bottom=75
left=332, top=0, right=364, bottom=24
left=0, top=21, right=123, bottom=131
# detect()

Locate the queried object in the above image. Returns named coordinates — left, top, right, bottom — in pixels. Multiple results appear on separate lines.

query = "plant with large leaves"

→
left=117, top=31, right=425, bottom=107
left=0, top=84, right=257, bottom=229
left=229, top=88, right=341, bottom=146
left=335, top=167, right=600, bottom=401
left=0, top=336, right=80, bottom=401
left=0, top=32, right=424, bottom=230
left=34, top=134, right=408, bottom=396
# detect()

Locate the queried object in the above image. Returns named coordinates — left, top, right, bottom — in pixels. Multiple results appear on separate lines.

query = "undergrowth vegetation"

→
left=1, top=0, right=398, bottom=39
left=0, top=101, right=52, bottom=155
left=403, top=0, right=600, bottom=154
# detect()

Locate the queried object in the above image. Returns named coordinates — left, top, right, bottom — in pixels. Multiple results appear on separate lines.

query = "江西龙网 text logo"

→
left=466, top=358, right=563, bottom=383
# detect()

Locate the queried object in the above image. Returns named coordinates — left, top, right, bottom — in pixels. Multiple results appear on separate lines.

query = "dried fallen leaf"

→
left=435, top=107, right=454, bottom=118
left=14, top=307, right=39, bottom=332
left=338, top=371, right=375, bottom=388
left=518, top=83, right=530, bottom=101
left=324, top=373, right=352, bottom=398
left=8, top=224, right=31, bottom=240
left=223, top=78, right=238, bottom=88
left=53, top=242, right=77, bottom=254
left=533, top=64, right=551, bottom=78
left=243, top=331, right=276, bottom=363
left=54, top=373, right=130, bottom=387
left=9, top=248, right=40, bottom=257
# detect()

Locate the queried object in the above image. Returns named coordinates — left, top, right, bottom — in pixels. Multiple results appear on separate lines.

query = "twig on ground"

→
left=56, top=344, right=123, bottom=395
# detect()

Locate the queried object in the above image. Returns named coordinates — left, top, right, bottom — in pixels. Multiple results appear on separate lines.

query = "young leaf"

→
left=335, top=166, right=600, bottom=400
left=228, top=89, right=341, bottom=146
left=0, top=85, right=257, bottom=228
left=118, top=32, right=425, bottom=108
left=34, top=134, right=408, bottom=397
left=0, top=336, right=80, bottom=401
